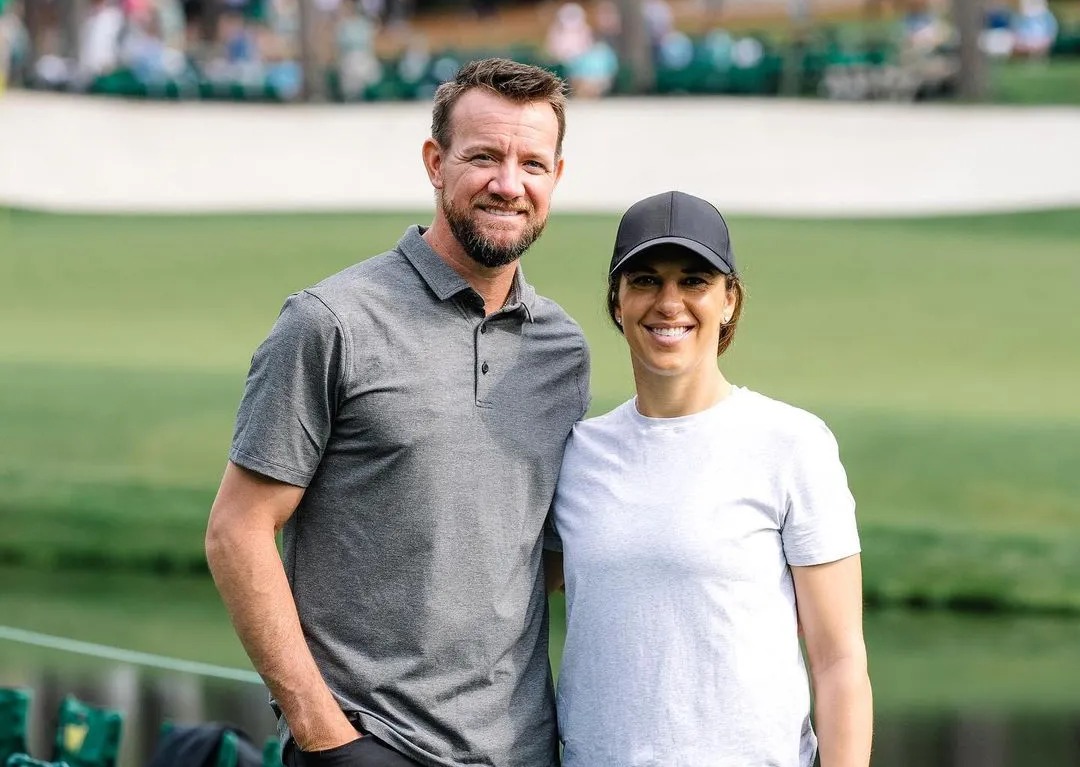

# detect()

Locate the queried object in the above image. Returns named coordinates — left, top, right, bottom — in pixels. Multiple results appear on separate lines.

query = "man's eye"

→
left=630, top=276, right=658, bottom=286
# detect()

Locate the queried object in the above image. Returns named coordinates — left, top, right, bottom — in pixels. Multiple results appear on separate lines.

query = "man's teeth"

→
left=484, top=208, right=519, bottom=216
left=650, top=327, right=690, bottom=337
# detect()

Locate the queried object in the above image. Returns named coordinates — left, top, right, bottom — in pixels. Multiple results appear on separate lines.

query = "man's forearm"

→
left=206, top=523, right=356, bottom=751
left=812, top=656, right=873, bottom=767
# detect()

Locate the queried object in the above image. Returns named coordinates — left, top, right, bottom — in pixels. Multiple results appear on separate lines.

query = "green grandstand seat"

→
left=51, top=698, right=122, bottom=767
left=6, top=756, right=72, bottom=767
left=261, top=737, right=281, bottom=767
left=0, top=688, right=31, bottom=767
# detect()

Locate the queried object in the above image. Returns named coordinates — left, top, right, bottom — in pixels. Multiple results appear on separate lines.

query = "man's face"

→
left=429, top=89, right=564, bottom=268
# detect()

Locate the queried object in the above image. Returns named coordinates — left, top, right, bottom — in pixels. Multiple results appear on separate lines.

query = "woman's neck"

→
left=633, top=364, right=732, bottom=419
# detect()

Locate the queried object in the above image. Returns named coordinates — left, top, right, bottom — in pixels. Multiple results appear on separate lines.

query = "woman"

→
left=549, top=191, right=873, bottom=767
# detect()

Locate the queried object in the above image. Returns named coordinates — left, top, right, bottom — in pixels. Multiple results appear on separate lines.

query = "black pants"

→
left=284, top=735, right=422, bottom=767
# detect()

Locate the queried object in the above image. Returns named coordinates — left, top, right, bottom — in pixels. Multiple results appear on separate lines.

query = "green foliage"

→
left=1, top=209, right=1079, bottom=611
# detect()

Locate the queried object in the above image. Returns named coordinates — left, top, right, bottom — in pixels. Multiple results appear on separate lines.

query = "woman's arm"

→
left=791, top=554, right=873, bottom=767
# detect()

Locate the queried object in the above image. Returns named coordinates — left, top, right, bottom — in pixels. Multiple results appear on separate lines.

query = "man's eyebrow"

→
left=457, top=143, right=500, bottom=155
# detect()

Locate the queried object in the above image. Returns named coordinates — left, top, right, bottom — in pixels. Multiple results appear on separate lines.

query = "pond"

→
left=1, top=569, right=1078, bottom=766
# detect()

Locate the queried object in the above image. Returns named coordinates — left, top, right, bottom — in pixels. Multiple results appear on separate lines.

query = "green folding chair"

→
left=51, top=698, right=122, bottom=767
left=0, top=688, right=31, bottom=767
left=6, top=756, right=72, bottom=767
left=261, top=737, right=281, bottom=767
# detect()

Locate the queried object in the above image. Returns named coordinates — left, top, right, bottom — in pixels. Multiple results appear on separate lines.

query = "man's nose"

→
left=488, top=161, right=525, bottom=200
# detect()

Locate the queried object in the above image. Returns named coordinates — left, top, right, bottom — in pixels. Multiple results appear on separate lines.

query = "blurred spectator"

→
left=360, top=0, right=385, bottom=22
left=1, top=0, right=28, bottom=91
left=594, top=0, right=621, bottom=47
left=980, top=2, right=1014, bottom=58
left=154, top=0, right=188, bottom=50
left=219, top=8, right=257, bottom=64
left=397, top=30, right=429, bottom=85
left=643, top=0, right=674, bottom=51
left=1012, top=0, right=1058, bottom=58
left=336, top=0, right=380, bottom=99
left=265, top=0, right=300, bottom=42
left=77, top=0, right=124, bottom=85
left=898, top=0, right=956, bottom=97
left=902, top=0, right=950, bottom=54
left=119, top=1, right=187, bottom=85
left=546, top=2, right=592, bottom=64
left=545, top=1, right=617, bottom=97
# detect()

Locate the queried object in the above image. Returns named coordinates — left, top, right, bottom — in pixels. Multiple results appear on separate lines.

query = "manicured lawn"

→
left=2, top=208, right=1079, bottom=610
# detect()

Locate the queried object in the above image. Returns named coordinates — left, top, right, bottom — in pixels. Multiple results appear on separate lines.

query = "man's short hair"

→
left=431, top=58, right=568, bottom=159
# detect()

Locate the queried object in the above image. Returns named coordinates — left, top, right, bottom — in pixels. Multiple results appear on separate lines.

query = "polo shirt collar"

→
left=399, top=225, right=537, bottom=322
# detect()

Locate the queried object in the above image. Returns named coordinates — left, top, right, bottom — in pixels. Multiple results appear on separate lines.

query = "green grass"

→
left=990, top=58, right=1080, bottom=105
left=2, top=208, right=1080, bottom=610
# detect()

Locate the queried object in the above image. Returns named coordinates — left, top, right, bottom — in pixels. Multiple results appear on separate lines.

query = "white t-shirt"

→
left=551, top=386, right=861, bottom=767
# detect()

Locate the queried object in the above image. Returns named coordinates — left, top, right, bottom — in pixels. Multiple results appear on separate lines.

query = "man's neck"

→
left=423, top=222, right=517, bottom=316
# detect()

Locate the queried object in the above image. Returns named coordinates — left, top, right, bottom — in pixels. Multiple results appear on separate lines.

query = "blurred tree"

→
left=616, top=0, right=654, bottom=93
left=64, top=0, right=85, bottom=60
left=781, top=0, right=811, bottom=96
left=298, top=0, right=328, bottom=100
left=951, top=0, right=988, bottom=99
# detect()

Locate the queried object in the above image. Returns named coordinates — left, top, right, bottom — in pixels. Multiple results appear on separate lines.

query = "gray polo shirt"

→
left=229, top=226, right=589, bottom=767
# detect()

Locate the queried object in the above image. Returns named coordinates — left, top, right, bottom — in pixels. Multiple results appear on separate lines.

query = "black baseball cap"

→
left=609, top=191, right=736, bottom=276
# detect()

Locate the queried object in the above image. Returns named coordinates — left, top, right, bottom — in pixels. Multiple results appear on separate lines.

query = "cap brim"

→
left=610, top=237, right=733, bottom=276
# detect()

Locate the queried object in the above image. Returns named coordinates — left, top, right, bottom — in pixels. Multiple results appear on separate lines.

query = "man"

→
left=205, top=58, right=589, bottom=767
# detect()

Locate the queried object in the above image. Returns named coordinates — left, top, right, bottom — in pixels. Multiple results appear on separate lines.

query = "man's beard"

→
left=442, top=194, right=547, bottom=268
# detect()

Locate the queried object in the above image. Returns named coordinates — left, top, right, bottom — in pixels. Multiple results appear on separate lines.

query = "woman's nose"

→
left=655, top=282, right=683, bottom=315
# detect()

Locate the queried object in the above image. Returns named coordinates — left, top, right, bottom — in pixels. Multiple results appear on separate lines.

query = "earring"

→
left=615, top=316, right=623, bottom=325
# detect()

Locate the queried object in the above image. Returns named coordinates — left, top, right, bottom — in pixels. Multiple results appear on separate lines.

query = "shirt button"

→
left=480, top=325, right=487, bottom=334
left=482, top=362, right=489, bottom=374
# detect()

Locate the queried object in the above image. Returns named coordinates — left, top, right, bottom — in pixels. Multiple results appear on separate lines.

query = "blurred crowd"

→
left=0, top=0, right=1069, bottom=101
left=0, top=0, right=406, bottom=99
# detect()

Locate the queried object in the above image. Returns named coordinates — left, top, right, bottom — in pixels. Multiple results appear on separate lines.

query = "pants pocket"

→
left=291, top=736, right=367, bottom=766
left=291, top=735, right=419, bottom=767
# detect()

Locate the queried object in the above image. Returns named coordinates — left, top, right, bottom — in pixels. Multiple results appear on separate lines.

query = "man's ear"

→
left=422, top=138, right=444, bottom=189
left=553, top=155, right=565, bottom=188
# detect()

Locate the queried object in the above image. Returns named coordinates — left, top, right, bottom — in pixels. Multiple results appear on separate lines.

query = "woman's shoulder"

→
left=733, top=387, right=836, bottom=444
left=571, top=398, right=636, bottom=435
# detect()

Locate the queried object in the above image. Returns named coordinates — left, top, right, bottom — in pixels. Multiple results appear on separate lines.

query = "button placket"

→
left=476, top=319, right=491, bottom=404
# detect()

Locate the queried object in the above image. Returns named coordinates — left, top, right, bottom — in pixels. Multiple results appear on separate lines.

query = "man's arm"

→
left=791, top=554, right=873, bottom=767
left=205, top=461, right=359, bottom=752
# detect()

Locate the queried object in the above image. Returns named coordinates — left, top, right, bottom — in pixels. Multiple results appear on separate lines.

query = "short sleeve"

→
left=780, top=418, right=861, bottom=566
left=576, top=341, right=592, bottom=419
left=229, top=291, right=345, bottom=487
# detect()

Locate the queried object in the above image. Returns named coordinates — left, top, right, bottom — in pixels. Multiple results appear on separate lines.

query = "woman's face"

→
left=616, top=250, right=736, bottom=381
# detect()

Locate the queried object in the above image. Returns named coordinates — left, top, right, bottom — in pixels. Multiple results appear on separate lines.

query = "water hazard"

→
left=2, top=609, right=1079, bottom=767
